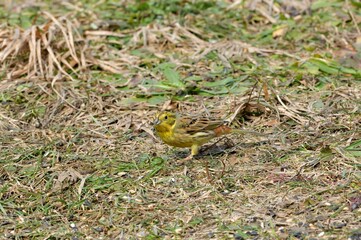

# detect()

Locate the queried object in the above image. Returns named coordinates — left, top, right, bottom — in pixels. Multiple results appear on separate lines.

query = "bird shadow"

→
left=172, top=138, right=270, bottom=183
left=173, top=138, right=270, bottom=159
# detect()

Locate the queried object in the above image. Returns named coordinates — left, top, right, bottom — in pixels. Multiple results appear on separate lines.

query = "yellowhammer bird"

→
left=153, top=111, right=260, bottom=160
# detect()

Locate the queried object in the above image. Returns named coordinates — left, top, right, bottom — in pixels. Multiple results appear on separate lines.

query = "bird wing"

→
left=177, top=115, right=225, bottom=134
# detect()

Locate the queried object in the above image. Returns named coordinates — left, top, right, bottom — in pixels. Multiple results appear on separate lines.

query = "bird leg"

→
left=177, top=144, right=199, bottom=163
left=191, top=144, right=200, bottom=157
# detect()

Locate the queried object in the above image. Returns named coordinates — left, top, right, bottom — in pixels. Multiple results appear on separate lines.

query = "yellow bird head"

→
left=154, top=111, right=177, bottom=127
left=153, top=111, right=177, bottom=133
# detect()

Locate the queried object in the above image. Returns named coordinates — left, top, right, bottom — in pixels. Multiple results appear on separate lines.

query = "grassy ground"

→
left=0, top=0, right=360, bottom=239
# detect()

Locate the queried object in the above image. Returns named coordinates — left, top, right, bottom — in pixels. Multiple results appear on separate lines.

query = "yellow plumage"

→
left=153, top=111, right=249, bottom=160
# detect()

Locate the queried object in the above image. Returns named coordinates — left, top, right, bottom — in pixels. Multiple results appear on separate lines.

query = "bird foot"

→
left=176, top=154, right=194, bottom=164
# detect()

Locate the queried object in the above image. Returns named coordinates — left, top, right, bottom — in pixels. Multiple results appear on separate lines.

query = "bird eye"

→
left=164, top=116, right=168, bottom=120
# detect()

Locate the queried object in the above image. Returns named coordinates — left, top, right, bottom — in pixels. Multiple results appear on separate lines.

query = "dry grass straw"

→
left=0, top=11, right=85, bottom=80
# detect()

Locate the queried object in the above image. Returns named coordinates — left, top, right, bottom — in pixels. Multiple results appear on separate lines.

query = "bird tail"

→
left=214, top=125, right=233, bottom=137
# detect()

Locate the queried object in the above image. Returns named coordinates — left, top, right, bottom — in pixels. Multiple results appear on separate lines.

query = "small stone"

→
left=289, top=227, right=306, bottom=239
left=291, top=231, right=303, bottom=239
left=233, top=233, right=244, bottom=240
left=348, top=232, right=361, bottom=240
left=93, top=226, right=103, bottom=232
left=333, top=221, right=347, bottom=229
left=246, top=230, right=258, bottom=236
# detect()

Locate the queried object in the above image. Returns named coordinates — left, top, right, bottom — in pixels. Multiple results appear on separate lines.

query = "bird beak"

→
left=153, top=118, right=160, bottom=126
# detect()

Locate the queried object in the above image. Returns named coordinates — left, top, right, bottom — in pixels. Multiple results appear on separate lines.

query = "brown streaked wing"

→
left=178, top=116, right=225, bottom=134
